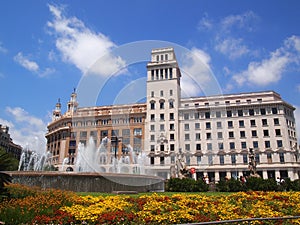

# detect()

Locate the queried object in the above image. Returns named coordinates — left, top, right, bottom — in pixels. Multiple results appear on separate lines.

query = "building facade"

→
left=46, top=47, right=299, bottom=180
left=0, top=124, right=22, bottom=160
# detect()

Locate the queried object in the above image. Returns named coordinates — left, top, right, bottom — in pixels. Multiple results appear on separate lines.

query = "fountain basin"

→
left=8, top=171, right=165, bottom=193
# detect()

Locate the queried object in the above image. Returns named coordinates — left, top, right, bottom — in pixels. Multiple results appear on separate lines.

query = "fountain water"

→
left=74, top=137, right=149, bottom=175
left=18, top=147, right=52, bottom=171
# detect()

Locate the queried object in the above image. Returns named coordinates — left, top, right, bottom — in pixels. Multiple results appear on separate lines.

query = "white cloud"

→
left=233, top=36, right=300, bottom=86
left=215, top=38, right=249, bottom=59
left=47, top=4, right=126, bottom=76
left=14, top=52, right=39, bottom=72
left=14, top=52, right=55, bottom=77
left=197, top=13, right=213, bottom=31
left=181, top=47, right=213, bottom=97
left=1, top=107, right=48, bottom=153
left=221, top=11, right=259, bottom=33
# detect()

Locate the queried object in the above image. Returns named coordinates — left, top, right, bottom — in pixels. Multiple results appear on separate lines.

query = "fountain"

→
left=74, top=137, right=149, bottom=175
left=9, top=137, right=164, bottom=193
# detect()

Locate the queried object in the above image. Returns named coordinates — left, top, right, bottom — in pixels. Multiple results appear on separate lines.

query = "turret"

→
left=67, top=88, right=78, bottom=115
left=52, top=98, right=62, bottom=121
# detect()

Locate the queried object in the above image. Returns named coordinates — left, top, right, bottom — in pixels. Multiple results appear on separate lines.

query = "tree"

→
left=0, top=148, right=18, bottom=199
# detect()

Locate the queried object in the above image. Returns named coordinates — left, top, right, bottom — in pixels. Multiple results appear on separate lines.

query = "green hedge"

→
left=166, top=177, right=300, bottom=192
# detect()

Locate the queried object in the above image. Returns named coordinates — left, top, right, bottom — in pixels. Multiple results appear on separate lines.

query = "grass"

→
left=76, top=191, right=231, bottom=197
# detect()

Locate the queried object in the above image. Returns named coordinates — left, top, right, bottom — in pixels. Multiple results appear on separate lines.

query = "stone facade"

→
left=46, top=47, right=299, bottom=181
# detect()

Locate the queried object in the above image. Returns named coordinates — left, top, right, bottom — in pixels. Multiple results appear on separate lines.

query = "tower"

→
left=67, top=89, right=78, bottom=116
left=52, top=98, right=62, bottom=121
left=145, top=47, right=181, bottom=178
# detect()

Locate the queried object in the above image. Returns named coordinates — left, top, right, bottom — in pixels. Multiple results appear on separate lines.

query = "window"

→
left=160, top=90, right=163, bottom=96
left=151, top=91, right=154, bottom=97
left=252, top=130, right=257, bottom=137
left=150, top=157, right=154, bottom=165
left=150, top=135, right=155, bottom=141
left=150, top=102, right=155, bottom=110
left=217, top=132, right=223, bottom=139
left=260, top=108, right=266, bottom=115
left=160, top=101, right=164, bottom=109
left=111, top=130, right=119, bottom=136
left=229, top=131, right=234, bottom=138
left=249, top=109, right=254, bottom=116
left=228, top=121, right=233, bottom=128
left=160, top=157, right=164, bottom=165
left=230, top=142, right=235, bottom=149
left=195, top=133, right=201, bottom=140
left=186, top=156, right=191, bottom=166
left=170, top=113, right=174, bottom=120
left=170, top=133, right=174, bottom=140
left=185, top=134, right=190, bottom=140
left=241, top=142, right=247, bottom=149
left=194, top=112, right=199, bottom=119
left=219, top=155, right=224, bottom=165
left=80, top=131, right=87, bottom=138
left=217, top=121, right=222, bottom=128
left=274, top=118, right=280, bottom=125
left=239, top=120, right=245, bottom=127
left=231, top=154, right=236, bottom=164
left=216, top=111, right=221, bottom=118
left=150, top=114, right=155, bottom=121
left=184, top=124, right=189, bottom=130
left=240, top=131, right=246, bottom=138
left=277, top=140, right=283, bottom=148
left=265, top=140, right=271, bottom=148
left=227, top=110, right=232, bottom=117
left=170, top=144, right=175, bottom=151
left=170, top=123, right=174, bottom=130
left=279, top=152, right=285, bottom=163
left=267, top=152, right=272, bottom=163
left=150, top=145, right=155, bottom=151
left=262, top=119, right=268, bottom=126
left=195, top=123, right=200, bottom=129
left=250, top=120, right=256, bottom=127
left=207, top=143, right=212, bottom=150
left=160, top=114, right=165, bottom=121
left=206, top=122, right=211, bottom=129
left=243, top=154, right=248, bottom=164
left=122, top=129, right=130, bottom=136
left=275, top=129, right=281, bottom=136
left=160, top=124, right=165, bottom=131
left=238, top=110, right=243, bottom=117
left=208, top=155, right=213, bottom=165
left=205, top=112, right=210, bottom=119
left=253, top=141, right=258, bottom=148
left=197, top=156, right=201, bottom=165
left=150, top=125, right=155, bottom=131
left=169, top=89, right=173, bottom=96
left=184, top=113, right=189, bottom=120
left=272, top=107, right=278, bottom=114
left=263, top=130, right=269, bottom=137
left=134, top=128, right=142, bottom=136
left=185, top=144, right=190, bottom=151
left=206, top=133, right=212, bottom=139
left=196, top=143, right=201, bottom=150
left=218, top=143, right=224, bottom=150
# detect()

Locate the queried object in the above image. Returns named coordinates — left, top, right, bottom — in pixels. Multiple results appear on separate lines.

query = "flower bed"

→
left=1, top=184, right=300, bottom=224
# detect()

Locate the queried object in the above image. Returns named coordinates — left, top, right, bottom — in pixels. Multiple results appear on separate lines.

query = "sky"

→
left=0, top=0, right=300, bottom=152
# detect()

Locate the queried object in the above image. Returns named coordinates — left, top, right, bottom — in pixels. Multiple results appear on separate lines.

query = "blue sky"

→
left=0, top=0, right=300, bottom=151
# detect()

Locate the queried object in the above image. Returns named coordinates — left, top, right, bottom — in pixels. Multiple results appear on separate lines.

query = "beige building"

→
left=46, top=47, right=299, bottom=180
left=0, top=124, right=22, bottom=160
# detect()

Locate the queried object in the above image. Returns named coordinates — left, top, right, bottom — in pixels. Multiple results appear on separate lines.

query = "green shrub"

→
left=165, top=178, right=208, bottom=192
